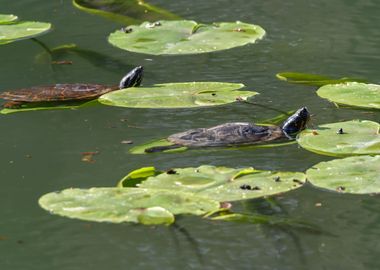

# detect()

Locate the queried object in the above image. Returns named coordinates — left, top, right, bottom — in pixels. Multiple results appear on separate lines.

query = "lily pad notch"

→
left=108, top=20, right=266, bottom=55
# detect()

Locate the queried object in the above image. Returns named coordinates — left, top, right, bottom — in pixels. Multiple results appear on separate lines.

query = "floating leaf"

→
left=297, top=120, right=380, bottom=157
left=99, top=82, right=258, bottom=108
left=39, top=187, right=220, bottom=225
left=0, top=14, right=51, bottom=45
left=0, top=14, right=18, bottom=24
left=73, top=0, right=180, bottom=25
left=135, top=165, right=306, bottom=202
left=317, top=82, right=380, bottom=110
left=276, top=72, right=364, bottom=87
left=108, top=20, right=265, bottom=55
left=130, top=137, right=296, bottom=154
left=129, top=139, right=188, bottom=154
left=306, top=155, right=380, bottom=194
left=0, top=99, right=99, bottom=115
left=117, top=166, right=162, bottom=187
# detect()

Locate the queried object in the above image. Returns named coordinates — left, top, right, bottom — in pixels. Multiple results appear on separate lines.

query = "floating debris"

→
left=52, top=60, right=73, bottom=65
left=121, top=140, right=133, bottom=144
left=81, top=151, right=99, bottom=163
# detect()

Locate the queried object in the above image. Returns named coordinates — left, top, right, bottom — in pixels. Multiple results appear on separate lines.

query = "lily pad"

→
left=99, top=82, right=258, bottom=108
left=317, top=82, right=380, bottom=110
left=297, top=120, right=380, bottom=157
left=276, top=72, right=364, bottom=87
left=122, top=165, right=306, bottom=202
left=129, top=139, right=188, bottom=154
left=0, top=15, right=51, bottom=45
left=73, top=0, right=180, bottom=25
left=108, top=20, right=266, bottom=55
left=0, top=14, right=18, bottom=24
left=0, top=100, right=99, bottom=115
left=39, top=187, right=220, bottom=225
left=306, top=155, right=380, bottom=194
left=129, top=137, right=295, bottom=154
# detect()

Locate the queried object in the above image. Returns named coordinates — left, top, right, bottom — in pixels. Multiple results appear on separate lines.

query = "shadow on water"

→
left=31, top=38, right=135, bottom=73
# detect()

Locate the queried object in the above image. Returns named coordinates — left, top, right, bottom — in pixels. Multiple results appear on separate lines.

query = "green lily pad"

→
left=108, top=20, right=265, bottom=55
left=0, top=14, right=18, bottom=24
left=0, top=100, right=99, bottom=115
left=123, top=165, right=306, bottom=202
left=306, top=155, right=380, bottom=194
left=73, top=0, right=180, bottom=25
left=39, top=187, right=220, bottom=225
left=129, top=139, right=188, bottom=154
left=317, top=82, right=380, bottom=110
left=0, top=15, right=51, bottom=45
left=99, top=82, right=258, bottom=108
left=276, top=72, right=364, bottom=87
left=130, top=137, right=295, bottom=154
left=297, top=120, right=380, bottom=157
left=117, top=166, right=162, bottom=187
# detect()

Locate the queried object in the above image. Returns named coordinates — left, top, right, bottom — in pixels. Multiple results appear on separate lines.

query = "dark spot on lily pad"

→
left=293, top=179, right=303, bottom=185
left=336, top=186, right=346, bottom=192
left=166, top=169, right=177, bottom=175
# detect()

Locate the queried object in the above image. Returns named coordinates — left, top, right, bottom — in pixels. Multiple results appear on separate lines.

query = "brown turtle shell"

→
left=0, top=84, right=118, bottom=102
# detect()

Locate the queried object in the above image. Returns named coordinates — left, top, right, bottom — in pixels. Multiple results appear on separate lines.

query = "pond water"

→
left=1, top=0, right=379, bottom=269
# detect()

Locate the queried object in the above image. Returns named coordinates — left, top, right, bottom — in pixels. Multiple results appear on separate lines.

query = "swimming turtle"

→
left=145, top=107, right=310, bottom=153
left=0, top=66, right=143, bottom=108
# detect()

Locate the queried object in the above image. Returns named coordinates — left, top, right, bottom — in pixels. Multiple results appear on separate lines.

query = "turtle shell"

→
left=168, top=122, right=284, bottom=147
left=0, top=84, right=117, bottom=102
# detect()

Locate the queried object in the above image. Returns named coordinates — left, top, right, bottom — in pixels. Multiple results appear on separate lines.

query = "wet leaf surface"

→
left=99, top=82, right=258, bottom=108
left=0, top=14, right=51, bottom=45
left=108, top=20, right=265, bottom=55
left=298, top=120, right=380, bottom=157
left=317, top=82, right=380, bottom=110
left=276, top=72, right=364, bottom=86
left=73, top=0, right=180, bottom=24
left=39, top=187, right=220, bottom=225
left=124, top=165, right=306, bottom=202
left=306, top=155, right=380, bottom=194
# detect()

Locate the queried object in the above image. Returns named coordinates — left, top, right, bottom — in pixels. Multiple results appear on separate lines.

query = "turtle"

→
left=144, top=107, right=310, bottom=153
left=0, top=66, right=144, bottom=108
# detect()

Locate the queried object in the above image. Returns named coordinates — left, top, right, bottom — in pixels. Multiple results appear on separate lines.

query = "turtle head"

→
left=119, top=66, right=144, bottom=89
left=281, top=107, right=310, bottom=137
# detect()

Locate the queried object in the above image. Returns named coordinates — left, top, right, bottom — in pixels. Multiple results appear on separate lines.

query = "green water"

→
left=0, top=0, right=379, bottom=269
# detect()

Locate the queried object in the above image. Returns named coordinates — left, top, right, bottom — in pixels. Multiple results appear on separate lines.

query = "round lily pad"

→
left=108, top=20, right=265, bottom=55
left=99, top=82, right=258, bottom=108
left=135, top=165, right=306, bottom=202
left=39, top=187, right=220, bottom=225
left=0, top=15, right=51, bottom=45
left=297, top=120, right=380, bottom=157
left=306, top=155, right=380, bottom=194
left=317, top=82, right=380, bottom=109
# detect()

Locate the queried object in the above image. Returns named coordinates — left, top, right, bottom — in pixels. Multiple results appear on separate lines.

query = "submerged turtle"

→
left=145, top=107, right=310, bottom=153
left=0, top=66, right=144, bottom=108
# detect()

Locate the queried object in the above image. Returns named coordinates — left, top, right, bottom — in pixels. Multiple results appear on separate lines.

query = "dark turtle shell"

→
left=168, top=122, right=284, bottom=147
left=0, top=84, right=117, bottom=102
left=144, top=107, right=310, bottom=153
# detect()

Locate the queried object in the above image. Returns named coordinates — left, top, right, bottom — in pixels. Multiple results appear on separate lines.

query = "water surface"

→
left=0, top=1, right=379, bottom=269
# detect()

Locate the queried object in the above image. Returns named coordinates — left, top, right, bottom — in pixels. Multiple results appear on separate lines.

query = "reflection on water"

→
left=0, top=0, right=379, bottom=269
